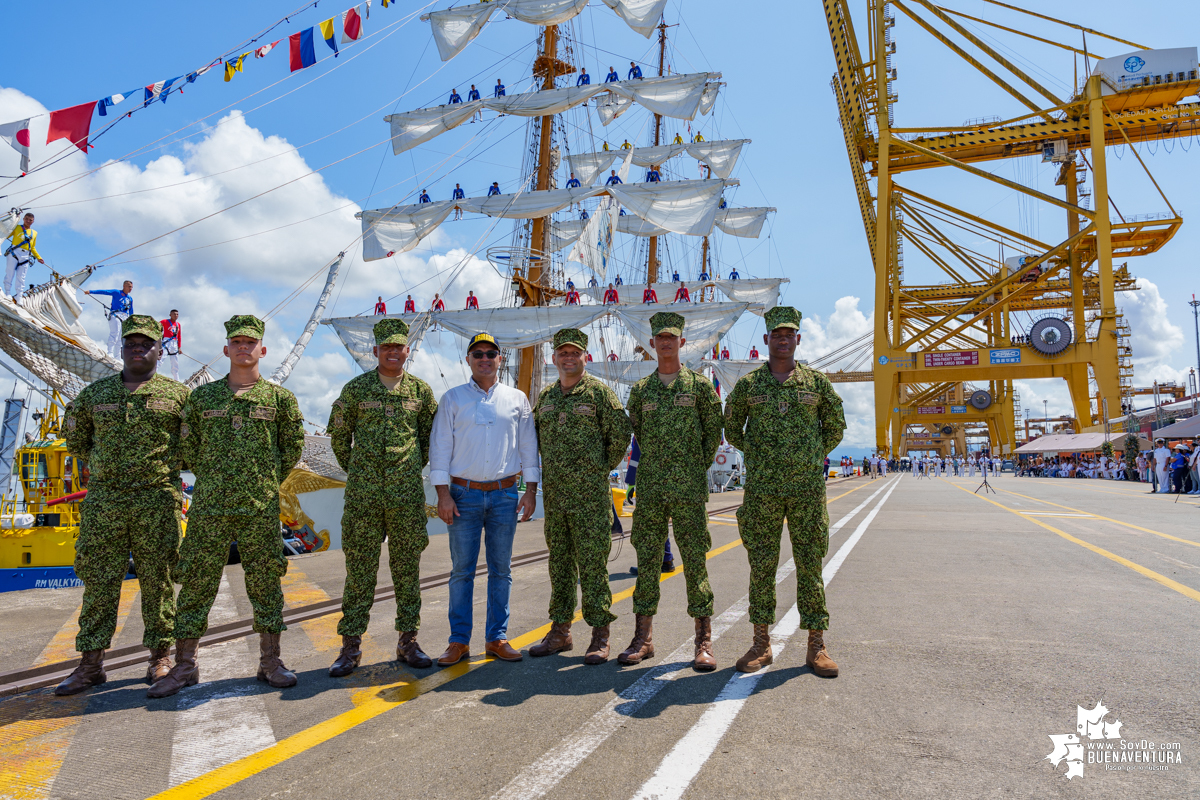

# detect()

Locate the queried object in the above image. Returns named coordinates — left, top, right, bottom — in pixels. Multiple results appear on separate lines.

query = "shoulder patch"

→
left=334, top=399, right=345, bottom=410
left=674, top=394, right=695, bottom=407
left=94, top=403, right=120, bottom=413
left=203, top=409, right=228, bottom=418
left=333, top=413, right=344, bottom=428
left=66, top=416, right=76, bottom=431
left=250, top=406, right=277, bottom=421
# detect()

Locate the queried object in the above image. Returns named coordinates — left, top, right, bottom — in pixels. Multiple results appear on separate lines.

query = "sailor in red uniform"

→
left=565, top=286, right=581, bottom=305
left=748, top=345, right=759, bottom=359
left=720, top=346, right=730, bottom=360
left=404, top=295, right=416, bottom=314
left=431, top=293, right=446, bottom=311
left=465, top=291, right=479, bottom=310
left=586, top=352, right=594, bottom=362
left=603, top=283, right=619, bottom=305
left=673, top=282, right=690, bottom=303
left=374, top=296, right=387, bottom=315
left=160, top=310, right=182, bottom=380
left=607, top=351, right=619, bottom=361
left=642, top=284, right=658, bottom=304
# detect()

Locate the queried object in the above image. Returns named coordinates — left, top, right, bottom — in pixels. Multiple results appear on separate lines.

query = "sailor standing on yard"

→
left=620, top=311, right=723, bottom=671
left=160, top=310, right=182, bottom=380
left=84, top=280, right=135, bottom=358
left=55, top=315, right=189, bottom=696
left=4, top=212, right=44, bottom=303
left=528, top=328, right=631, bottom=664
left=724, top=306, right=846, bottom=677
left=149, top=315, right=306, bottom=697
left=327, top=319, right=439, bottom=677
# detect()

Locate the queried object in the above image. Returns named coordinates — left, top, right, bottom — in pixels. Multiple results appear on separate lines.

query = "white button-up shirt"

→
left=429, top=378, right=540, bottom=485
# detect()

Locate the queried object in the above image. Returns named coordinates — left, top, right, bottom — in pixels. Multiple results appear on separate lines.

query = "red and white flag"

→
left=341, top=1, right=370, bottom=43
left=255, top=38, right=282, bottom=58
left=0, top=118, right=31, bottom=173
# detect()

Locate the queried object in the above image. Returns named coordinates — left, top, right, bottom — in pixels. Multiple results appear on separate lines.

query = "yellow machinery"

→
left=0, top=396, right=83, bottom=584
left=823, top=0, right=1196, bottom=454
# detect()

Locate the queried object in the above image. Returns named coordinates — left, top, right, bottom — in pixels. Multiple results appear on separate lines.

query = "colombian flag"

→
left=289, top=28, right=317, bottom=72
left=319, top=17, right=339, bottom=56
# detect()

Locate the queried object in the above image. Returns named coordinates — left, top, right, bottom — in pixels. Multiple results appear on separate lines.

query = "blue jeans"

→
left=446, top=483, right=519, bottom=644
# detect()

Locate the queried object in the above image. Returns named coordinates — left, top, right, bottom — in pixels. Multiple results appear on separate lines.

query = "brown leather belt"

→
left=451, top=475, right=519, bottom=492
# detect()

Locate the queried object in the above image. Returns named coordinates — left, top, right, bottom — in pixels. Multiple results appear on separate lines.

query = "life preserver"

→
left=715, top=454, right=727, bottom=465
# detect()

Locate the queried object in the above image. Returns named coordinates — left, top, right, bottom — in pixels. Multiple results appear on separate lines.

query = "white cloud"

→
left=1122, top=277, right=1190, bottom=385
left=797, top=296, right=877, bottom=449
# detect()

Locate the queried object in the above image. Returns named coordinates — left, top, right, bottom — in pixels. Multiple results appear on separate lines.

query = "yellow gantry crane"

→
left=823, top=0, right=1198, bottom=455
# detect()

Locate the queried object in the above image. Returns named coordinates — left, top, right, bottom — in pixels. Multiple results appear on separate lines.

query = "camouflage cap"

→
left=650, top=311, right=685, bottom=337
left=373, top=317, right=409, bottom=345
left=553, top=328, right=588, bottom=351
left=224, top=314, right=265, bottom=340
left=764, top=305, right=802, bottom=332
left=121, top=314, right=162, bottom=341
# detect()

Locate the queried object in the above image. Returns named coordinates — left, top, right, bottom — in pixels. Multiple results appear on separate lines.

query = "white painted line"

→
left=490, top=559, right=799, bottom=800
left=1021, top=512, right=1094, bottom=518
left=630, top=477, right=901, bottom=800
left=168, top=573, right=277, bottom=787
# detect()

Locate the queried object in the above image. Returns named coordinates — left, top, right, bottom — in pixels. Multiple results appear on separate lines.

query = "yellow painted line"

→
left=146, top=536, right=747, bottom=800
left=281, top=568, right=345, bottom=654
left=826, top=480, right=874, bottom=504
left=948, top=482, right=1200, bottom=605
left=997, top=487, right=1200, bottom=551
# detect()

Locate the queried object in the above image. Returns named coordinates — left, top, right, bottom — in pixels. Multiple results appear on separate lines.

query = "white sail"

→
left=385, top=73, right=719, bottom=156
left=601, top=0, right=670, bottom=37
left=612, top=302, right=752, bottom=365
left=714, top=206, right=775, bottom=239
left=704, top=358, right=765, bottom=390
left=574, top=278, right=786, bottom=307
left=713, top=277, right=787, bottom=313
left=270, top=255, right=343, bottom=385
left=566, top=139, right=749, bottom=186
left=542, top=359, right=660, bottom=386
left=423, top=0, right=589, bottom=61
left=359, top=180, right=731, bottom=261
left=433, top=305, right=608, bottom=349
left=566, top=197, right=619, bottom=280
left=0, top=210, right=18, bottom=241
left=321, top=312, right=432, bottom=372
left=698, top=81, right=722, bottom=115
left=553, top=214, right=669, bottom=252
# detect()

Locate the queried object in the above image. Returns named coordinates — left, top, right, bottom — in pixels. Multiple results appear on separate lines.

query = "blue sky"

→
left=1, top=0, right=1196, bottom=454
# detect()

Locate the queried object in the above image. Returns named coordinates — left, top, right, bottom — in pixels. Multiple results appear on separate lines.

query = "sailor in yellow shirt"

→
left=692, top=132, right=705, bottom=143
left=5, top=212, right=44, bottom=302
left=672, top=133, right=684, bottom=144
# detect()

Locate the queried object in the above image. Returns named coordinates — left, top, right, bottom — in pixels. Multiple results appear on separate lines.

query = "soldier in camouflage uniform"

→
left=724, top=306, right=846, bottom=677
left=528, top=328, right=631, bottom=664
left=55, top=315, right=189, bottom=696
left=619, top=311, right=723, bottom=670
left=149, top=315, right=306, bottom=698
left=326, top=318, right=438, bottom=676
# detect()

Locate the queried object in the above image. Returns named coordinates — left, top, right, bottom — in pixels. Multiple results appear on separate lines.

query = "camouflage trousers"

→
left=74, top=492, right=181, bottom=652
left=175, top=514, right=288, bottom=639
left=544, top=503, right=616, bottom=628
left=737, top=491, right=830, bottom=630
left=337, top=503, right=429, bottom=636
left=632, top=498, right=714, bottom=619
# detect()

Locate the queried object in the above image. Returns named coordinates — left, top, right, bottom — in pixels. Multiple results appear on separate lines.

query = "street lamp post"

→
left=1190, top=294, right=1200, bottom=415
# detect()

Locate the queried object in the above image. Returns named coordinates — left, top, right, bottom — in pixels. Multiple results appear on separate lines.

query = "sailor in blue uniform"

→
left=645, top=165, right=661, bottom=183
left=628, top=62, right=643, bottom=80
left=580, top=209, right=590, bottom=220
left=728, top=267, right=740, bottom=280
left=448, top=89, right=462, bottom=104
left=588, top=276, right=598, bottom=288
left=419, top=190, right=431, bottom=203
left=614, top=274, right=623, bottom=286
left=494, top=79, right=506, bottom=98
left=468, top=85, right=481, bottom=101
left=576, top=68, right=590, bottom=86
left=605, top=170, right=622, bottom=185
left=606, top=67, right=620, bottom=83
left=698, top=269, right=710, bottom=281
left=84, top=280, right=136, bottom=358
left=672, top=270, right=681, bottom=282
left=452, top=184, right=465, bottom=219
left=566, top=173, right=581, bottom=189
left=488, top=182, right=502, bottom=196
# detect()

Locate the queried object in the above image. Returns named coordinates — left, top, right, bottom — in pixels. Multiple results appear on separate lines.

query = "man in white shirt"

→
left=430, top=333, right=540, bottom=666
left=1152, top=438, right=1171, bottom=494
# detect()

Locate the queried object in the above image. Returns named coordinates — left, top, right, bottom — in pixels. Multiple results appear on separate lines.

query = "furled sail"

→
left=612, top=302, right=752, bottom=365
left=358, top=179, right=732, bottom=261
left=576, top=279, right=786, bottom=310
left=552, top=206, right=773, bottom=252
left=704, top=358, right=766, bottom=390
left=321, top=312, right=433, bottom=372
left=270, top=255, right=343, bottom=385
left=543, top=360, right=660, bottom=386
left=714, top=277, right=786, bottom=313
left=601, top=0, right=670, bottom=37
left=385, top=73, right=720, bottom=156
left=566, top=139, right=749, bottom=186
left=423, top=0, right=589, bottom=61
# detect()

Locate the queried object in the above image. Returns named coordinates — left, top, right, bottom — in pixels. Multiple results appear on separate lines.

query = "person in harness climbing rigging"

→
left=85, top=280, right=135, bottom=358
left=4, top=212, right=44, bottom=303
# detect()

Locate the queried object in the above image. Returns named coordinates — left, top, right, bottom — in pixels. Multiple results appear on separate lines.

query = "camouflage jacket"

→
left=64, top=373, right=189, bottom=501
left=627, top=366, right=723, bottom=503
left=327, top=369, right=437, bottom=508
left=533, top=372, right=631, bottom=512
left=181, top=375, right=306, bottom=516
left=724, top=362, right=846, bottom=496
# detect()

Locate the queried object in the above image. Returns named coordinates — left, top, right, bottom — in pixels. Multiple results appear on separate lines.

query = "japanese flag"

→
left=0, top=118, right=31, bottom=173
left=342, top=2, right=370, bottom=43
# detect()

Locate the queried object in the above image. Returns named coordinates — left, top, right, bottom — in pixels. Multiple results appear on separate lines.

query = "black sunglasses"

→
left=470, top=349, right=500, bottom=359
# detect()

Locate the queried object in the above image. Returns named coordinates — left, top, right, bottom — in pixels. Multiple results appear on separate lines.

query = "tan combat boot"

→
left=256, top=633, right=297, bottom=688
left=529, top=621, right=573, bottom=657
left=806, top=630, right=839, bottom=677
left=397, top=631, right=433, bottom=668
left=735, top=624, right=773, bottom=673
left=328, top=635, right=362, bottom=678
left=146, top=647, right=172, bottom=684
left=54, top=650, right=106, bottom=696
left=583, top=625, right=610, bottom=665
left=617, top=614, right=654, bottom=665
left=693, top=617, right=716, bottom=672
left=147, top=638, right=200, bottom=698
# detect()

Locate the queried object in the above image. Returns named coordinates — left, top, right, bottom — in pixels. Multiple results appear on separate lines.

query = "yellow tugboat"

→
left=0, top=394, right=87, bottom=591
